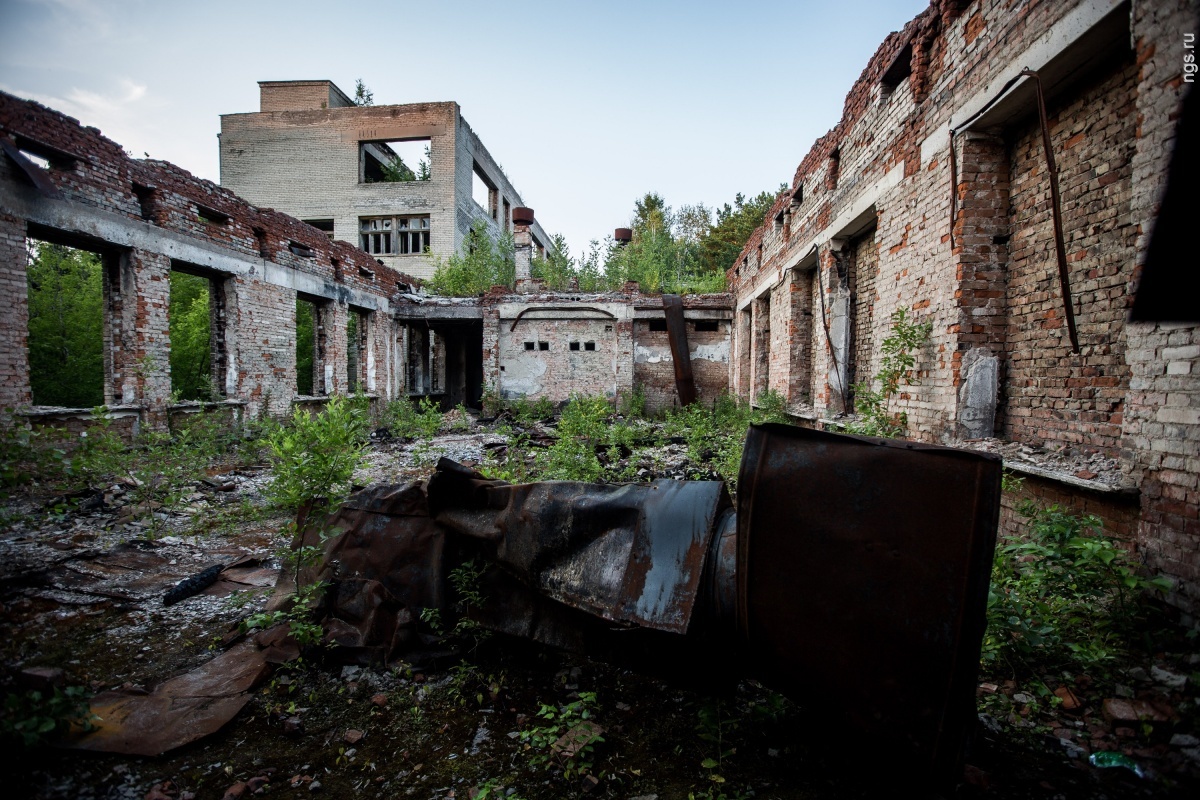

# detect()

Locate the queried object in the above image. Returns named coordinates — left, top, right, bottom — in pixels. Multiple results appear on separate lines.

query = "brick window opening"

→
left=827, top=147, right=841, bottom=191
left=169, top=264, right=227, bottom=402
left=347, top=308, right=368, bottom=393
left=197, top=204, right=229, bottom=226
left=253, top=226, right=270, bottom=258
left=503, top=198, right=512, bottom=233
left=569, top=342, right=580, bottom=351
left=296, top=295, right=321, bottom=396
left=524, top=341, right=535, bottom=351
left=538, top=341, right=549, bottom=351
left=649, top=319, right=668, bottom=332
left=132, top=182, right=156, bottom=221
left=880, top=42, right=913, bottom=102
left=289, top=240, right=315, bottom=258
left=25, top=239, right=106, bottom=408
left=360, top=138, right=430, bottom=183
left=304, top=218, right=335, bottom=239
left=584, top=341, right=596, bottom=351
left=604, top=325, right=613, bottom=332
left=360, top=215, right=430, bottom=256
left=693, top=320, right=719, bottom=332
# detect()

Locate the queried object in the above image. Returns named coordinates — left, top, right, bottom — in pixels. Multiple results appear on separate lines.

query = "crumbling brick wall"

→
left=0, top=91, right=413, bottom=428
left=725, top=0, right=1200, bottom=614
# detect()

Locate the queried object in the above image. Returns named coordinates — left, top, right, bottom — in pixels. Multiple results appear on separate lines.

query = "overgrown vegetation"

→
left=429, top=187, right=784, bottom=297
left=168, top=271, right=212, bottom=402
left=426, top=221, right=515, bottom=296
left=25, top=243, right=104, bottom=408
left=984, top=494, right=1171, bottom=677
left=1, top=685, right=94, bottom=747
left=844, top=307, right=932, bottom=438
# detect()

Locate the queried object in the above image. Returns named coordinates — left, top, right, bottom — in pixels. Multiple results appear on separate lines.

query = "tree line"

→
left=427, top=188, right=783, bottom=297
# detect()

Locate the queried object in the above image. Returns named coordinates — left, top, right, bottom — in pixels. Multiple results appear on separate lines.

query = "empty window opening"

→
left=693, top=320, right=720, bottom=332
left=253, top=227, right=270, bottom=258
left=649, top=318, right=668, bottom=332
left=360, top=138, right=431, bottom=183
left=332, top=257, right=344, bottom=282
left=792, top=184, right=804, bottom=207
left=360, top=215, right=430, bottom=256
left=347, top=309, right=368, bottom=393
left=304, top=218, right=335, bottom=239
left=880, top=42, right=913, bottom=100
left=197, top=204, right=229, bottom=225
left=604, top=325, right=613, bottom=332
left=503, top=198, right=512, bottom=233
left=584, top=341, right=596, bottom=351
left=13, top=134, right=80, bottom=171
left=472, top=163, right=498, bottom=220
left=524, top=341, right=535, bottom=351
left=132, top=182, right=156, bottom=221
left=26, top=240, right=105, bottom=407
left=827, top=148, right=841, bottom=191
left=169, top=268, right=222, bottom=402
left=289, top=240, right=315, bottom=258
left=296, top=297, right=318, bottom=396
left=538, top=341, right=549, bottom=351
left=569, top=341, right=580, bottom=351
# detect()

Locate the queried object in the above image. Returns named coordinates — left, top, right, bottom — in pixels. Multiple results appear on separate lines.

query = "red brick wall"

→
left=1001, top=54, right=1139, bottom=457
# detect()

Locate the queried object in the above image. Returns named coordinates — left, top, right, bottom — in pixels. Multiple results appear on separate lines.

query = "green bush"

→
left=427, top=221, right=515, bottom=296
left=844, top=307, right=931, bottom=438
left=265, top=394, right=367, bottom=515
left=383, top=397, right=443, bottom=441
left=984, top=502, right=1171, bottom=674
left=1, top=685, right=94, bottom=747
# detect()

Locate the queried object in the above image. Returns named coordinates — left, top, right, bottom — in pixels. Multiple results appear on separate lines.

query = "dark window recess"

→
left=289, top=241, right=315, bottom=258
left=604, top=325, right=613, bottom=332
left=584, top=341, right=596, bottom=351
left=569, top=342, right=580, bottom=351
left=649, top=319, right=668, bottom=332
left=14, top=134, right=81, bottom=170
left=132, top=183, right=156, bottom=220
left=538, top=342, right=549, bottom=351
left=693, top=320, right=720, bottom=332
left=827, top=148, right=841, bottom=191
left=304, top=218, right=335, bottom=239
left=880, top=42, right=913, bottom=98
left=197, top=204, right=230, bottom=225
left=524, top=341, right=535, bottom=351
left=253, top=227, right=270, bottom=258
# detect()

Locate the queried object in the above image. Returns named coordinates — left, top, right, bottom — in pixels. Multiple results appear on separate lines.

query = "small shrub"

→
left=519, top=691, right=604, bottom=779
left=266, top=394, right=367, bottom=516
left=1, top=685, right=95, bottom=747
left=984, top=502, right=1171, bottom=675
left=845, top=307, right=932, bottom=438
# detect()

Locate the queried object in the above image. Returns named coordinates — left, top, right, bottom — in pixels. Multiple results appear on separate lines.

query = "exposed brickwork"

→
left=1002, top=55, right=1140, bottom=456
left=725, top=0, right=1200, bottom=614
left=0, top=212, right=31, bottom=410
left=0, top=90, right=409, bottom=426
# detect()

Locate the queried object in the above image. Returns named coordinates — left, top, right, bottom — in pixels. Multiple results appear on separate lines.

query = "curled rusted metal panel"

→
left=429, top=458, right=730, bottom=633
left=662, top=294, right=698, bottom=406
left=735, top=423, right=1001, bottom=781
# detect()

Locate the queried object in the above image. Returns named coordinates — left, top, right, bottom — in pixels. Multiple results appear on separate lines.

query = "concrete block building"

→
left=219, top=80, right=551, bottom=281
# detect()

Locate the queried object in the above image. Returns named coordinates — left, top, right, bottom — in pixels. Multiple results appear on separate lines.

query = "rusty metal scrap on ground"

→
left=66, top=424, right=1000, bottom=784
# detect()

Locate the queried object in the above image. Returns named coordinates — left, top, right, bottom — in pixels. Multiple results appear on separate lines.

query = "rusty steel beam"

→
left=661, top=294, right=698, bottom=406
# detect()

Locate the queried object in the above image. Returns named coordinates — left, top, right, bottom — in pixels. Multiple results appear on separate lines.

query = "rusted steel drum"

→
left=735, top=423, right=1001, bottom=781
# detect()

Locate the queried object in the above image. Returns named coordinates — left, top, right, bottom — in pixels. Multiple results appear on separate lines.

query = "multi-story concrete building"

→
left=219, top=80, right=551, bottom=281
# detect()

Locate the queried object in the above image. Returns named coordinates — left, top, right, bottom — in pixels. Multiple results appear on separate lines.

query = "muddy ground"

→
left=2, top=416, right=1198, bottom=799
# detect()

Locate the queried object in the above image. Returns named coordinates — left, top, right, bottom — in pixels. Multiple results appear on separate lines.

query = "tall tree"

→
left=353, top=79, right=374, bottom=107
left=697, top=186, right=786, bottom=275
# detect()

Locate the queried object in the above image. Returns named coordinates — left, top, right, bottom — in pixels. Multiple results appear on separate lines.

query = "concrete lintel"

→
left=3, top=183, right=392, bottom=313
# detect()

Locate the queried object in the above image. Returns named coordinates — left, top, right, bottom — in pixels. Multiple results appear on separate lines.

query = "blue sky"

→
left=0, top=0, right=928, bottom=255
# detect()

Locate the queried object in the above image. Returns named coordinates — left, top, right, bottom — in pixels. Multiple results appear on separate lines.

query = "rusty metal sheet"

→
left=429, top=461, right=730, bottom=634
left=735, top=423, right=1000, bottom=782
left=65, top=641, right=269, bottom=756
left=662, top=294, right=697, bottom=406
left=276, top=481, right=445, bottom=662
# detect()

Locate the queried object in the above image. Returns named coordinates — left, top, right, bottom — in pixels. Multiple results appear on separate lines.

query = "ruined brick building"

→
left=727, top=0, right=1200, bottom=616
left=219, top=80, right=551, bottom=280
left=0, top=0, right=1196, bottom=616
